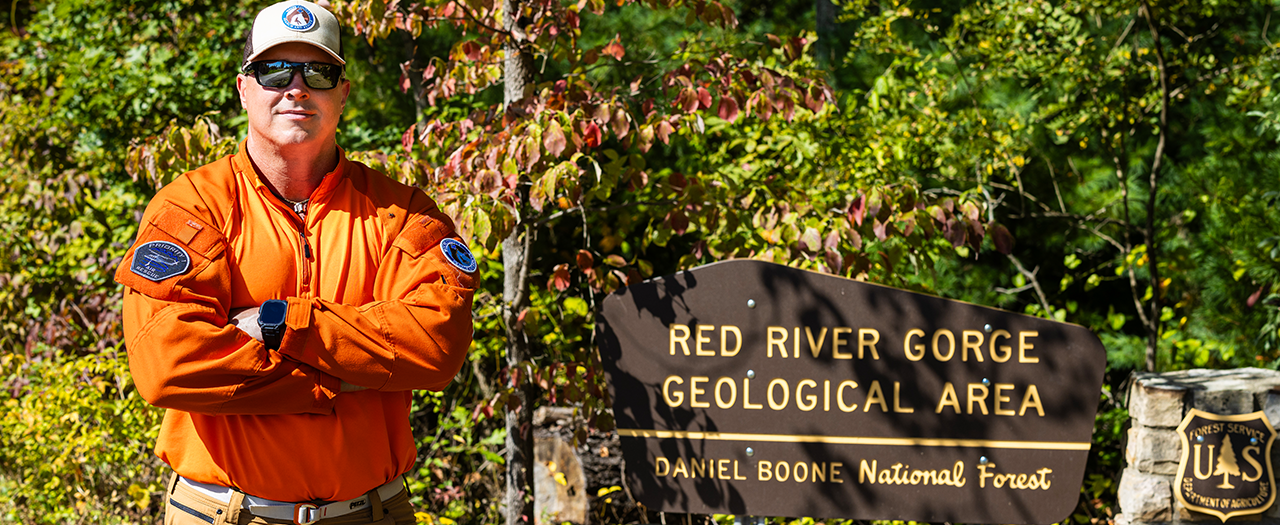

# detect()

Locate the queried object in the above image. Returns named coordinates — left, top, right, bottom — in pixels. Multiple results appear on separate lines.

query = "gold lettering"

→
left=743, top=378, right=763, bottom=410
left=1194, top=445, right=1216, bottom=480
left=805, top=327, right=829, bottom=358
left=673, top=458, right=689, bottom=478
left=893, top=382, right=915, bottom=413
left=691, top=458, right=706, bottom=478
left=837, top=380, right=859, bottom=412
left=663, top=376, right=684, bottom=407
left=670, top=325, right=690, bottom=355
left=689, top=376, right=710, bottom=408
left=776, top=461, right=791, bottom=482
left=1019, top=385, right=1044, bottom=416
left=768, top=327, right=788, bottom=358
left=721, top=325, right=742, bottom=357
left=1019, top=331, right=1039, bottom=363
left=968, top=383, right=989, bottom=415
left=864, top=381, right=890, bottom=413
left=718, top=459, right=730, bottom=480
left=859, top=329, right=880, bottom=359
left=796, top=379, right=818, bottom=411
left=758, top=460, right=773, bottom=481
left=794, top=462, right=809, bottom=482
left=990, top=330, right=1012, bottom=362
left=768, top=379, right=790, bottom=410
left=936, top=382, right=961, bottom=414
left=714, top=377, right=737, bottom=409
left=831, top=462, right=844, bottom=483
left=832, top=327, right=853, bottom=359
left=994, top=383, right=1015, bottom=416
left=860, top=459, right=876, bottom=483
left=932, top=329, right=956, bottom=361
left=962, top=330, right=984, bottom=361
left=904, top=329, right=926, bottom=361
left=655, top=457, right=670, bottom=476
left=823, top=380, right=831, bottom=411
left=812, top=462, right=826, bottom=482
left=733, top=460, right=746, bottom=480
left=695, top=325, right=715, bottom=356
left=793, top=327, right=801, bottom=359
left=1242, top=446, right=1264, bottom=482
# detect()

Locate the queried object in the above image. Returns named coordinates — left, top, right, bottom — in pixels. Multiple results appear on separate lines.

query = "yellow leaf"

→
left=555, top=472, right=567, bottom=485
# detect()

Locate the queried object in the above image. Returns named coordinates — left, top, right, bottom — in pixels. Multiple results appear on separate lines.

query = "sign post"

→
left=597, top=260, right=1107, bottom=524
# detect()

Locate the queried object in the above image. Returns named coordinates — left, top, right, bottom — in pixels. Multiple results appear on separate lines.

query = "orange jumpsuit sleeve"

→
left=117, top=196, right=342, bottom=416
left=277, top=205, right=477, bottom=392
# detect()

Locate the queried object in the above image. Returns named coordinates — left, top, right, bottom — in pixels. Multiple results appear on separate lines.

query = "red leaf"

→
left=669, top=172, right=687, bottom=189
left=399, top=72, right=411, bottom=93
left=582, top=122, right=602, bottom=148
left=677, top=88, right=699, bottom=114
left=550, top=263, right=571, bottom=291
left=668, top=210, right=689, bottom=235
left=401, top=123, right=416, bottom=154
left=605, top=254, right=627, bottom=267
left=461, top=41, right=482, bottom=61
left=697, top=88, right=713, bottom=110
left=824, top=249, right=843, bottom=273
left=611, top=108, right=630, bottom=138
left=602, top=34, right=625, bottom=60
left=656, top=120, right=675, bottom=145
left=944, top=219, right=966, bottom=247
left=637, top=125, right=655, bottom=153
left=544, top=120, right=567, bottom=157
left=421, top=61, right=437, bottom=81
left=717, top=96, right=740, bottom=123
left=872, top=219, right=888, bottom=241
left=991, top=223, right=1015, bottom=255
left=848, top=193, right=866, bottom=227
left=1248, top=285, right=1266, bottom=308
left=576, top=250, right=595, bottom=270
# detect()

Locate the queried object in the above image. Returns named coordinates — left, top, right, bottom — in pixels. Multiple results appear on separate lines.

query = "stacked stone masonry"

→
left=1117, top=368, right=1280, bottom=525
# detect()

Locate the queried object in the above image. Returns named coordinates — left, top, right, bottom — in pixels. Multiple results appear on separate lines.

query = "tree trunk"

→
left=1141, top=0, right=1169, bottom=372
left=502, top=0, right=536, bottom=523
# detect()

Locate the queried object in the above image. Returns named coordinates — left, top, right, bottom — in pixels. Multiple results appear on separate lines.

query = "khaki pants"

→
left=163, top=473, right=416, bottom=525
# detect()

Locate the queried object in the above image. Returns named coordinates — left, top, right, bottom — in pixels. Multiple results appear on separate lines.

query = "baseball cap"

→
left=242, top=0, right=345, bottom=69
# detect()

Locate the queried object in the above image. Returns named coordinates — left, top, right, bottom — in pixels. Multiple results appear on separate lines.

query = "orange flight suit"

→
left=116, top=142, right=476, bottom=502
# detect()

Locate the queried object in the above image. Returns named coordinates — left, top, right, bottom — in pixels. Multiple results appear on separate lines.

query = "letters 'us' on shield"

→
left=1176, top=409, right=1277, bottom=522
left=597, top=260, right=1108, bottom=524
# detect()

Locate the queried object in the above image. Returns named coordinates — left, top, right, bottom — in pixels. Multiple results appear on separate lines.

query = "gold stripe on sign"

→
left=616, top=429, right=1091, bottom=451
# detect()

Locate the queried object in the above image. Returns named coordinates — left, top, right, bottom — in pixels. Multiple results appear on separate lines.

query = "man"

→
left=114, top=2, right=477, bottom=523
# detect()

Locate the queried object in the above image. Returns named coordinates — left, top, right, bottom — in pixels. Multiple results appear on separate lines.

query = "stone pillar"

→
left=1117, top=368, right=1280, bottom=525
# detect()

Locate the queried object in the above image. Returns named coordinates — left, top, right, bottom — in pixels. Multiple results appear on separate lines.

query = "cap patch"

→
left=281, top=5, right=316, bottom=31
left=130, top=241, right=192, bottom=282
left=440, top=238, right=478, bottom=273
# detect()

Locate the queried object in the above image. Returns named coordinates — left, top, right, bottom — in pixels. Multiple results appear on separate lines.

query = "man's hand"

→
left=233, top=306, right=366, bottom=392
left=229, top=307, right=263, bottom=341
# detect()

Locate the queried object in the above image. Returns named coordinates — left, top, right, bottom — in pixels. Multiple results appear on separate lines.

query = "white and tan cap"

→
left=242, top=0, right=344, bottom=68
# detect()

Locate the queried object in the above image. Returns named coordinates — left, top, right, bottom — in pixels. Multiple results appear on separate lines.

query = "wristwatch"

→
left=257, top=299, right=288, bottom=350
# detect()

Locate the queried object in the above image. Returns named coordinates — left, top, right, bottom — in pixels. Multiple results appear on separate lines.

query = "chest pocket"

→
left=115, top=202, right=226, bottom=301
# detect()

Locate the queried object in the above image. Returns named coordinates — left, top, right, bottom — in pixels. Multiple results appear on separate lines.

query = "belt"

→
left=177, top=475, right=405, bottom=525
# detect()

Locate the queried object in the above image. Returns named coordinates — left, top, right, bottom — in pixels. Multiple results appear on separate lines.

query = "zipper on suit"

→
left=298, top=225, right=313, bottom=296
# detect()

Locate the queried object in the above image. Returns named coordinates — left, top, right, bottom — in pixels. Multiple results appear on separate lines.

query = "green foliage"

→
left=0, top=348, right=165, bottom=524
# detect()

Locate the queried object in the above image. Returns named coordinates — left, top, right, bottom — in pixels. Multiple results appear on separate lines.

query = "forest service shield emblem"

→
left=1175, top=408, right=1276, bottom=522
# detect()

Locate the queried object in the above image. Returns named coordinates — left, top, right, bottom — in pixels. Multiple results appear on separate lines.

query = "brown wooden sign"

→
left=597, top=260, right=1107, bottom=524
left=1175, top=409, right=1277, bottom=522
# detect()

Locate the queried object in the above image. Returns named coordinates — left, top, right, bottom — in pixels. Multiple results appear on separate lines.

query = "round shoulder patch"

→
left=281, top=5, right=316, bottom=31
left=440, top=238, right=478, bottom=273
left=130, top=241, right=192, bottom=282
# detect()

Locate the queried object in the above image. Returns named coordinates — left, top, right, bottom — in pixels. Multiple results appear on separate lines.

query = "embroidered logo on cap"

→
left=281, top=5, right=316, bottom=31
left=130, top=241, right=192, bottom=282
left=440, top=238, right=478, bottom=273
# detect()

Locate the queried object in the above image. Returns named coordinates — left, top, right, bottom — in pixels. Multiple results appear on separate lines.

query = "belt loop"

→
left=223, top=490, right=245, bottom=524
left=167, top=470, right=181, bottom=496
left=367, top=485, right=384, bottom=522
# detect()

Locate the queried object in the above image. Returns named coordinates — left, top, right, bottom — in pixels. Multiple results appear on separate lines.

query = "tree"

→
left=1214, top=435, right=1240, bottom=489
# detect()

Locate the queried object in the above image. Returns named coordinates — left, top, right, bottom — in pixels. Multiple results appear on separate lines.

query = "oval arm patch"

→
left=130, top=240, right=192, bottom=282
left=440, top=238, right=478, bottom=273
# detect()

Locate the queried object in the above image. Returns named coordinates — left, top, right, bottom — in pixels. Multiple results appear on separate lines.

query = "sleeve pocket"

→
left=114, top=202, right=226, bottom=300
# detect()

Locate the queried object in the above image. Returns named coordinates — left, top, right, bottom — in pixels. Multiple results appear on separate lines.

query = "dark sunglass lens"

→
left=303, top=64, right=341, bottom=89
left=256, top=63, right=295, bottom=88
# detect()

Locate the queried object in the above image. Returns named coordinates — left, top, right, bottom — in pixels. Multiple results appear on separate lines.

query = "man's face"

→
left=237, top=42, right=349, bottom=151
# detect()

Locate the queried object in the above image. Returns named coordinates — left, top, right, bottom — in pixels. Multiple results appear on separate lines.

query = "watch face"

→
left=259, top=300, right=288, bottom=325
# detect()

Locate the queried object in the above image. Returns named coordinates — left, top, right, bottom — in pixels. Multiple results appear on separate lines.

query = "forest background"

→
left=3, top=0, right=1280, bottom=523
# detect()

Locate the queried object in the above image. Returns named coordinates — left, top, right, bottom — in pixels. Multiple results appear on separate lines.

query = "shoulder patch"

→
left=440, top=238, right=478, bottom=273
left=130, top=241, right=192, bottom=282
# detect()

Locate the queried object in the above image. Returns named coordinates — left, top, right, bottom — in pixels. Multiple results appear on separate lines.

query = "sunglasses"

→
left=243, top=60, right=345, bottom=90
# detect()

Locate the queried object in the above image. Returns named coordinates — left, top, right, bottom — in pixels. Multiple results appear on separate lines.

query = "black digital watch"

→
left=257, top=299, right=288, bottom=350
